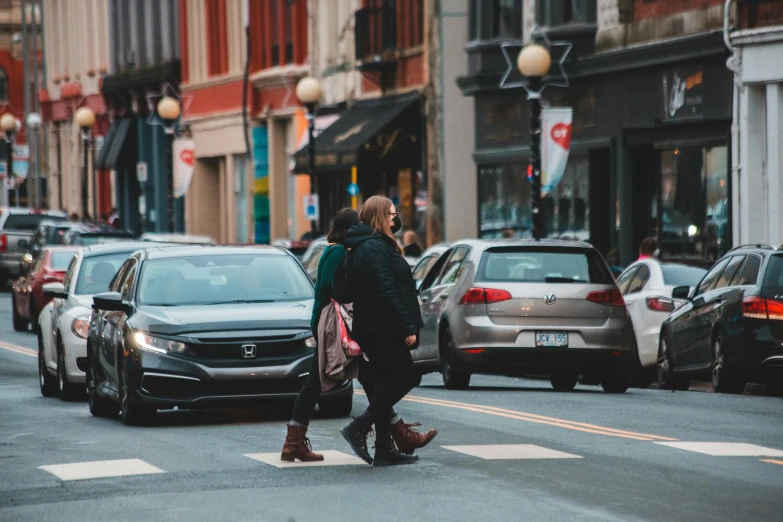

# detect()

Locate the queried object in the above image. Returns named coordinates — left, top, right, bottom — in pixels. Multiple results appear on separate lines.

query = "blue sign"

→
left=347, top=183, right=360, bottom=197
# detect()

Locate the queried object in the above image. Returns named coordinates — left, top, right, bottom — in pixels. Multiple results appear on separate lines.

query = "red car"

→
left=12, top=246, right=78, bottom=331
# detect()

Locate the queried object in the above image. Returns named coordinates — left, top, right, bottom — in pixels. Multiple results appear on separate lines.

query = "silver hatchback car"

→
left=411, top=239, right=635, bottom=393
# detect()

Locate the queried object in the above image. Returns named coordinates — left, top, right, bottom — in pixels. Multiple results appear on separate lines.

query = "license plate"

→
left=535, top=332, right=568, bottom=347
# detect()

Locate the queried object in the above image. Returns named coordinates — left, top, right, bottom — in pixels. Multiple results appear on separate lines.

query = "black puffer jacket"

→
left=343, top=223, right=423, bottom=344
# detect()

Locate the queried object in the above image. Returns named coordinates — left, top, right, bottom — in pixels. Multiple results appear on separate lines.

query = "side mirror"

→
left=17, top=239, right=29, bottom=249
left=93, top=291, right=131, bottom=313
left=43, top=282, right=67, bottom=299
left=672, top=286, right=691, bottom=300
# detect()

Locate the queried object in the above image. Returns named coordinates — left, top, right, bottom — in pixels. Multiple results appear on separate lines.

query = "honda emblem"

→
left=241, top=344, right=257, bottom=358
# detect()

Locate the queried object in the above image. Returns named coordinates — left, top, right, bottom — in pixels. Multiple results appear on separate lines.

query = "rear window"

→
left=762, top=255, right=783, bottom=297
left=661, top=264, right=707, bottom=288
left=50, top=251, right=75, bottom=270
left=3, top=214, right=66, bottom=231
left=477, top=247, right=613, bottom=284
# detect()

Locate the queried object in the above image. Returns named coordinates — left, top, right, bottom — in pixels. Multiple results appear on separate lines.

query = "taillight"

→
left=743, top=296, right=783, bottom=320
left=646, top=296, right=675, bottom=313
left=0, top=234, right=6, bottom=253
left=586, top=289, right=625, bottom=307
left=459, top=288, right=512, bottom=305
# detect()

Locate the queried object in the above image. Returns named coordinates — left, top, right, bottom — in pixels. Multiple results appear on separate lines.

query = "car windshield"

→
left=4, top=214, right=66, bottom=230
left=137, top=254, right=314, bottom=306
left=661, top=264, right=707, bottom=288
left=762, top=255, right=783, bottom=298
left=478, top=247, right=613, bottom=284
left=50, top=251, right=76, bottom=270
left=74, top=253, right=130, bottom=295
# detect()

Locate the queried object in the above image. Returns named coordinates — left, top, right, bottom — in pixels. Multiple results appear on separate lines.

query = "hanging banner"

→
left=541, top=107, right=572, bottom=196
left=173, top=139, right=195, bottom=198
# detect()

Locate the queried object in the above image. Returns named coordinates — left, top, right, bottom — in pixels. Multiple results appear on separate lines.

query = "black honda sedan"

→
left=87, top=245, right=352, bottom=425
left=658, top=244, right=783, bottom=394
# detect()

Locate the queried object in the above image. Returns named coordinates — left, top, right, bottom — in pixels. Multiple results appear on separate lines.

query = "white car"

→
left=617, top=258, right=707, bottom=387
left=37, top=242, right=151, bottom=399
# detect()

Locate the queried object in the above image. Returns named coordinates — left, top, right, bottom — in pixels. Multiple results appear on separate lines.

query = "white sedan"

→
left=617, top=258, right=707, bottom=387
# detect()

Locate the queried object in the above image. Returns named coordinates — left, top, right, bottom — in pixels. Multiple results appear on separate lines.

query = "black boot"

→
left=373, top=431, right=419, bottom=466
left=340, top=410, right=374, bottom=465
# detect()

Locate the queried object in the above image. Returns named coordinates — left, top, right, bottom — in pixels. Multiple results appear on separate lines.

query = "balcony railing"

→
left=355, top=7, right=397, bottom=68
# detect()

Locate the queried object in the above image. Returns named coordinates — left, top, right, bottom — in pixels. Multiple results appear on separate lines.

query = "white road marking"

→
left=38, top=458, right=165, bottom=481
left=655, top=442, right=783, bottom=457
left=245, top=450, right=367, bottom=468
left=442, top=444, right=583, bottom=460
left=0, top=341, right=36, bottom=358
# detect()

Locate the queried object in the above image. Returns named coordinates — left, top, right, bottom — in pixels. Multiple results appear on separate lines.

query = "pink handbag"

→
left=332, top=300, right=361, bottom=357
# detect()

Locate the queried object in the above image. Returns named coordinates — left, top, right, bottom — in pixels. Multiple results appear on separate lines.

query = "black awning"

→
left=96, top=119, right=132, bottom=170
left=293, top=92, right=421, bottom=174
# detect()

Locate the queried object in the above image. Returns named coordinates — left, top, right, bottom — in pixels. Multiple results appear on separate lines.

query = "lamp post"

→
left=25, top=112, right=42, bottom=209
left=516, top=44, right=552, bottom=241
left=74, top=107, right=95, bottom=219
left=156, top=96, right=181, bottom=233
left=295, top=76, right=322, bottom=239
left=1, top=114, right=20, bottom=208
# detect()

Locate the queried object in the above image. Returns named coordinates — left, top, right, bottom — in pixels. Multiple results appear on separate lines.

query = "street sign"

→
left=137, top=162, right=148, bottom=184
left=347, top=183, right=360, bottom=197
left=304, top=194, right=319, bottom=221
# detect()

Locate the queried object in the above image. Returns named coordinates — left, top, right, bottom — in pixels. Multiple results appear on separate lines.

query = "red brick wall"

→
left=0, top=49, right=27, bottom=141
left=633, top=0, right=724, bottom=22
left=740, top=0, right=783, bottom=30
left=185, top=79, right=245, bottom=117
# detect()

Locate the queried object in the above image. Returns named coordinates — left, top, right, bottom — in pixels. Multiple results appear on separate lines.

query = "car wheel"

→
left=119, top=353, right=154, bottom=426
left=318, top=395, right=353, bottom=418
left=601, top=372, right=631, bottom=394
left=38, top=331, right=57, bottom=397
left=657, top=335, right=690, bottom=391
left=57, top=347, right=81, bottom=401
left=87, top=346, right=119, bottom=418
left=440, top=328, right=470, bottom=390
left=12, top=294, right=27, bottom=332
left=711, top=334, right=745, bottom=394
left=550, top=373, right=578, bottom=392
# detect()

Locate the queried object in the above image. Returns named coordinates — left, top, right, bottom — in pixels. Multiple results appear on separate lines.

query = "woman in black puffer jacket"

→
left=340, top=196, right=424, bottom=466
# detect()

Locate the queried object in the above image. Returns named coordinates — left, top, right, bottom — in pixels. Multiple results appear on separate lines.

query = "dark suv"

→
left=658, top=245, right=783, bottom=394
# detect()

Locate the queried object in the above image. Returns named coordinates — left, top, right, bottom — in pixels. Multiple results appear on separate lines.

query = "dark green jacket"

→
left=310, top=244, right=346, bottom=334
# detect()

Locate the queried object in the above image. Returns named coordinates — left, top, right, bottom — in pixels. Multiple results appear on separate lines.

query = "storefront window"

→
left=543, top=156, right=590, bottom=241
left=478, top=163, right=530, bottom=238
left=660, top=146, right=728, bottom=261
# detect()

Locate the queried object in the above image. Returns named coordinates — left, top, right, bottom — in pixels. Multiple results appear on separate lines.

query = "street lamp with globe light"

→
left=25, top=113, right=42, bottom=208
left=75, top=107, right=96, bottom=219
left=1, top=114, right=21, bottom=208
left=295, top=76, right=322, bottom=239
left=516, top=44, right=551, bottom=240
left=156, top=96, right=181, bottom=233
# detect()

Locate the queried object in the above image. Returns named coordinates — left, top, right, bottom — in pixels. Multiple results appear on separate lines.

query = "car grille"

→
left=185, top=337, right=311, bottom=366
left=141, top=374, right=306, bottom=400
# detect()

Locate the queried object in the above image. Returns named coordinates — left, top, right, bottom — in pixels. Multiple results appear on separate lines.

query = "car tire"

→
left=440, top=328, right=470, bottom=390
left=57, top=347, right=82, bottom=401
left=119, top=353, right=154, bottom=426
left=550, top=373, right=578, bottom=392
left=87, top=346, right=119, bottom=418
left=38, top=332, right=58, bottom=398
left=601, top=372, right=631, bottom=394
left=318, top=395, right=353, bottom=418
left=12, top=294, right=27, bottom=332
left=657, top=335, right=690, bottom=391
left=711, top=334, right=745, bottom=395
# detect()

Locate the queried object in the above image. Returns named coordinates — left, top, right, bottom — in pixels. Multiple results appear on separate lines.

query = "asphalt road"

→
left=1, top=292, right=781, bottom=522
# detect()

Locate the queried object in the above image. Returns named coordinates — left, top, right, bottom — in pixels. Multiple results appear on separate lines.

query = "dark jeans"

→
left=290, top=352, right=383, bottom=426
left=363, top=336, right=416, bottom=439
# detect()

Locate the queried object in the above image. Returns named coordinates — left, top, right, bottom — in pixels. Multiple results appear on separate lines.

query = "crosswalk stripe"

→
left=245, top=450, right=366, bottom=468
left=39, top=458, right=165, bottom=481
left=654, top=442, right=783, bottom=457
left=443, top=444, right=582, bottom=460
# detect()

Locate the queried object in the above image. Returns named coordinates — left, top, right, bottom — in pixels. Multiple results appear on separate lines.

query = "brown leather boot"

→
left=281, top=425, right=324, bottom=462
left=390, top=420, right=438, bottom=455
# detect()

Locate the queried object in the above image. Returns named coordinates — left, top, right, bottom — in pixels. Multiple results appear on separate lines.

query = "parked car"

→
left=62, top=223, right=135, bottom=245
left=272, top=239, right=312, bottom=259
left=87, top=245, right=352, bottom=425
left=299, top=237, right=328, bottom=281
left=411, top=243, right=450, bottom=290
left=411, top=239, right=635, bottom=393
left=11, top=246, right=78, bottom=332
left=37, top=242, right=155, bottom=400
left=658, top=244, right=783, bottom=394
left=617, top=259, right=707, bottom=387
left=0, top=208, right=67, bottom=286
left=140, top=232, right=216, bottom=244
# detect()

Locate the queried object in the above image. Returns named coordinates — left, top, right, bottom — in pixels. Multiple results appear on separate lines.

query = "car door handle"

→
left=437, top=293, right=449, bottom=301
left=419, top=296, right=430, bottom=304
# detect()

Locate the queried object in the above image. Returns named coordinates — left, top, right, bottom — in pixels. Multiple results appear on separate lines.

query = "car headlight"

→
left=133, top=331, right=187, bottom=355
left=71, top=315, right=90, bottom=339
left=305, top=336, right=317, bottom=349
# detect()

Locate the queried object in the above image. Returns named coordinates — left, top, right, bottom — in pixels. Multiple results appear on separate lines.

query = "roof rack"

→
left=727, top=244, right=775, bottom=254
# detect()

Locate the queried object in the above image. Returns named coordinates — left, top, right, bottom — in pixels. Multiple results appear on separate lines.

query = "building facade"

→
left=727, top=0, right=783, bottom=248
left=458, top=0, right=734, bottom=266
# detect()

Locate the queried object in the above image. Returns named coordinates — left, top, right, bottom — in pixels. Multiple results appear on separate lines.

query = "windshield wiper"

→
left=202, top=299, right=277, bottom=305
left=544, top=276, right=587, bottom=283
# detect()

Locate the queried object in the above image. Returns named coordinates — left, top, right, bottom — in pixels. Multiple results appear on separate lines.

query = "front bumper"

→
left=62, top=329, right=88, bottom=384
left=129, top=350, right=352, bottom=408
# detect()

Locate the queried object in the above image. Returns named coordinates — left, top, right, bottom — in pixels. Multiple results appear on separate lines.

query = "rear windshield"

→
left=762, top=255, right=783, bottom=297
left=661, top=264, right=707, bottom=288
left=50, top=251, right=75, bottom=270
left=4, top=214, right=66, bottom=231
left=477, top=247, right=613, bottom=284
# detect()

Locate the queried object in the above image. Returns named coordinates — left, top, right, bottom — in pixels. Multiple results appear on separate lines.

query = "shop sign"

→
left=663, top=68, right=704, bottom=121
left=304, top=194, right=319, bottom=221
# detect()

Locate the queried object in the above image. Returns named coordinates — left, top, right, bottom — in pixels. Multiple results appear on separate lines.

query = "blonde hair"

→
left=360, top=195, right=404, bottom=254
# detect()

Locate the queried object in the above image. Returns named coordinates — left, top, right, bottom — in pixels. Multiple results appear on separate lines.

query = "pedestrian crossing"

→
left=34, top=442, right=783, bottom=481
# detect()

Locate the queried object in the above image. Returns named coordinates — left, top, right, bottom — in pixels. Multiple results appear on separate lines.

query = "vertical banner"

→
left=253, top=127, right=271, bottom=244
left=541, top=108, right=572, bottom=196
left=173, top=139, right=195, bottom=197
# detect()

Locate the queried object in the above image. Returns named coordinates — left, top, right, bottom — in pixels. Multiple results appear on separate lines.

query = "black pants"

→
left=290, top=351, right=383, bottom=426
left=363, top=336, right=416, bottom=440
